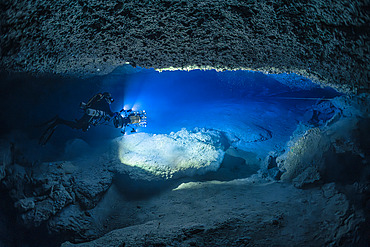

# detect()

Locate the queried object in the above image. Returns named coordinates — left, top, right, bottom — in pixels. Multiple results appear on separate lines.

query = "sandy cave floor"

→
left=62, top=177, right=357, bottom=247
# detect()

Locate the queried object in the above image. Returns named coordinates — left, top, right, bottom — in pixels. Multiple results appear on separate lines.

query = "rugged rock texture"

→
left=61, top=180, right=364, bottom=247
left=116, top=128, right=229, bottom=179
left=0, top=151, right=115, bottom=241
left=0, top=102, right=368, bottom=245
left=0, top=129, right=233, bottom=243
left=274, top=94, right=370, bottom=188
left=1, top=0, right=369, bottom=92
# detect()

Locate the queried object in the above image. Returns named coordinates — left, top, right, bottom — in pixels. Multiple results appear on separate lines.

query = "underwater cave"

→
left=1, top=0, right=369, bottom=246
left=0, top=65, right=369, bottom=246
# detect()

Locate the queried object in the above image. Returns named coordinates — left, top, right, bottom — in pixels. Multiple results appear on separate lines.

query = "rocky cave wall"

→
left=1, top=0, right=369, bottom=93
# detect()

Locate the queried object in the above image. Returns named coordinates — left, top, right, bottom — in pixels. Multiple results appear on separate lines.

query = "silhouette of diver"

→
left=39, top=92, right=115, bottom=145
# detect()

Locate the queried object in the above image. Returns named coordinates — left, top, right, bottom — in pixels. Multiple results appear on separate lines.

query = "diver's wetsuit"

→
left=39, top=93, right=114, bottom=145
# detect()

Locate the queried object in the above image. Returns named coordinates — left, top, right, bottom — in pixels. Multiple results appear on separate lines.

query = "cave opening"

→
left=0, top=66, right=342, bottom=178
left=103, top=66, right=342, bottom=199
left=111, top=65, right=341, bottom=157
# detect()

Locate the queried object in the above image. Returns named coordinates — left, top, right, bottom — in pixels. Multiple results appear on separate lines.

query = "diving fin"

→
left=39, top=125, right=57, bottom=146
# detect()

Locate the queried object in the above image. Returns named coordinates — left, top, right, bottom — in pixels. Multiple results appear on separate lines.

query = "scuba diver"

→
left=39, top=92, right=147, bottom=145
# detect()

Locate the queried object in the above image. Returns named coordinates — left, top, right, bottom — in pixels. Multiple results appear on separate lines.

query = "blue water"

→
left=0, top=65, right=342, bottom=160
left=94, top=66, right=341, bottom=156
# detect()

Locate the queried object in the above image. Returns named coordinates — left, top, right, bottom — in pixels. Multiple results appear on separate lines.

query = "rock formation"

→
left=1, top=0, right=369, bottom=92
left=115, top=128, right=229, bottom=179
left=0, top=0, right=369, bottom=246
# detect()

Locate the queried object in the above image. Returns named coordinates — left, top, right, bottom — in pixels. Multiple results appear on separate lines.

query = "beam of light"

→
left=271, top=97, right=334, bottom=101
left=108, top=66, right=342, bottom=163
left=172, top=177, right=266, bottom=190
left=123, top=104, right=132, bottom=111
left=131, top=103, right=142, bottom=111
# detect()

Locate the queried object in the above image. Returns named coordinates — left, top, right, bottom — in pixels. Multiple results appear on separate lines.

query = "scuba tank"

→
left=85, top=108, right=108, bottom=118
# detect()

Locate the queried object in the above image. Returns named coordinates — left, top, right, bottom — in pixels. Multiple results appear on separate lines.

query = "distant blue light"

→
left=97, top=66, right=342, bottom=155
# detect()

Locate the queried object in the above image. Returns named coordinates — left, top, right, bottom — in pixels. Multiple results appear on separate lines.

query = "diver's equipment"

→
left=85, top=108, right=109, bottom=118
left=129, top=115, right=141, bottom=124
left=81, top=100, right=147, bottom=133
left=80, top=102, right=87, bottom=109
left=39, top=124, right=57, bottom=146
left=83, top=107, right=111, bottom=126
left=113, top=109, right=147, bottom=133
left=102, top=92, right=114, bottom=104
left=113, top=114, right=131, bottom=128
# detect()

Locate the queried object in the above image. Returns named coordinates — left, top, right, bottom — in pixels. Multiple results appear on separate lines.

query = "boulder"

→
left=115, top=128, right=229, bottom=179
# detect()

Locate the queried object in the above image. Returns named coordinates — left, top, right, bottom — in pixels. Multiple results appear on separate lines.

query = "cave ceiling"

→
left=0, top=0, right=369, bottom=93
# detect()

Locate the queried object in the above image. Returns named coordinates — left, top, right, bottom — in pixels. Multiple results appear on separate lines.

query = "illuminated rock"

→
left=116, top=128, right=228, bottom=179
left=276, top=95, right=370, bottom=187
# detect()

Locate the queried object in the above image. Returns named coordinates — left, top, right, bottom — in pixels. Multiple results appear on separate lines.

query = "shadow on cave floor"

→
left=0, top=188, right=69, bottom=247
left=113, top=152, right=259, bottom=201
